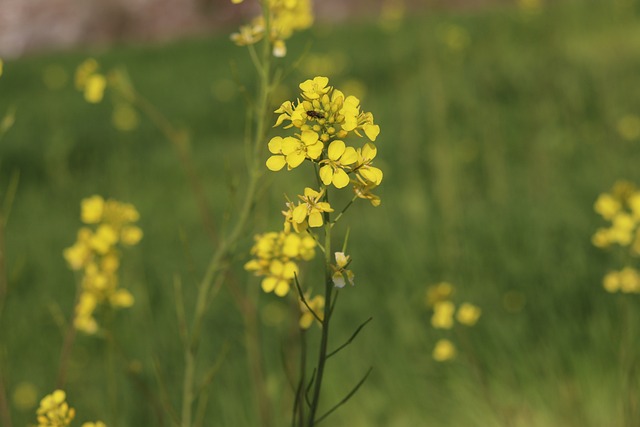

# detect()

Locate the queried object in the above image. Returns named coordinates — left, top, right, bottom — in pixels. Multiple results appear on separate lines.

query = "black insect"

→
left=306, top=110, right=325, bottom=119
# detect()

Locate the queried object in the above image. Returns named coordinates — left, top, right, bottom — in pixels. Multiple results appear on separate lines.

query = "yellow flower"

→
left=594, top=193, right=621, bottom=220
left=619, top=267, right=640, bottom=293
left=610, top=213, right=636, bottom=245
left=84, top=74, right=106, bottom=103
left=603, top=271, right=620, bottom=293
left=266, top=132, right=323, bottom=171
left=121, top=225, right=143, bottom=245
left=433, top=339, right=456, bottom=362
left=292, top=187, right=334, bottom=228
left=12, top=381, right=39, bottom=411
left=352, top=143, right=383, bottom=186
left=299, top=294, right=324, bottom=329
left=261, top=259, right=298, bottom=297
left=82, top=422, right=107, bottom=427
left=431, top=301, right=455, bottom=329
left=425, top=282, right=454, bottom=307
left=299, top=76, right=330, bottom=100
left=81, top=195, right=105, bottom=224
left=319, top=140, right=358, bottom=189
left=231, top=0, right=243, bottom=3
left=110, top=289, right=135, bottom=307
left=36, top=390, right=75, bottom=427
left=352, top=177, right=381, bottom=207
left=456, top=303, right=481, bottom=326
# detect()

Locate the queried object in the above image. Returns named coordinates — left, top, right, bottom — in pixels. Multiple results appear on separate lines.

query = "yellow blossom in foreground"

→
left=300, top=294, right=325, bottom=329
left=292, top=187, right=334, bottom=228
left=456, top=303, right=481, bottom=326
left=82, top=422, right=107, bottom=427
left=431, top=301, right=455, bottom=329
left=594, top=193, right=621, bottom=220
left=602, top=267, right=640, bottom=294
left=36, top=390, right=75, bottom=427
left=433, top=339, right=456, bottom=362
left=319, top=140, right=358, bottom=189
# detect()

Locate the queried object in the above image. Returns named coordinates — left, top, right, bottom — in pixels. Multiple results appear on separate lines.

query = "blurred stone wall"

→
left=0, top=0, right=508, bottom=58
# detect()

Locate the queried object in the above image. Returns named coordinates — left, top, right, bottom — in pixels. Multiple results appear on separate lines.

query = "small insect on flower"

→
left=306, top=110, right=325, bottom=119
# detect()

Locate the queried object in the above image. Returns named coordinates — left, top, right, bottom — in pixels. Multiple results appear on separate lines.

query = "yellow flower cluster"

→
left=35, top=390, right=106, bottom=427
left=244, top=231, right=316, bottom=297
left=268, top=76, right=383, bottom=205
left=592, top=181, right=640, bottom=253
left=75, top=59, right=106, bottom=104
left=230, top=0, right=313, bottom=57
left=36, top=390, right=75, bottom=427
left=603, top=267, right=640, bottom=294
left=63, top=195, right=142, bottom=334
left=425, top=282, right=481, bottom=362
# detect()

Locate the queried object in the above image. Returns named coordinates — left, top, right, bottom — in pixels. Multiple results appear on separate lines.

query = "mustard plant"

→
left=246, top=75, right=382, bottom=426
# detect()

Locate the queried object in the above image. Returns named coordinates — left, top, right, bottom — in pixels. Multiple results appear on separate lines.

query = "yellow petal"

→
left=319, top=165, right=334, bottom=186
left=364, top=124, right=380, bottom=141
left=293, top=204, right=308, bottom=223
left=274, top=280, right=290, bottom=297
left=262, top=277, right=277, bottom=293
left=308, top=211, right=324, bottom=227
left=332, top=169, right=350, bottom=189
left=362, top=143, right=377, bottom=160
left=328, top=140, right=346, bottom=160
left=266, top=155, right=286, bottom=171
left=281, top=136, right=301, bottom=155
left=340, top=147, right=358, bottom=165
left=301, top=130, right=319, bottom=145
left=268, top=136, right=283, bottom=154
left=286, top=152, right=306, bottom=169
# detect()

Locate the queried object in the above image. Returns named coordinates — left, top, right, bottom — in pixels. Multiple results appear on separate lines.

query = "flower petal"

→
left=327, top=140, right=346, bottom=161
left=308, top=211, right=324, bottom=227
left=266, top=155, right=286, bottom=171
left=293, top=204, right=308, bottom=223
left=319, top=165, right=334, bottom=186
left=332, top=169, right=350, bottom=189
left=268, top=136, right=283, bottom=154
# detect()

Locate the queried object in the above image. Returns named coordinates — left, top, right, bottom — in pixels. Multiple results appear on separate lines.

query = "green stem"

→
left=180, top=4, right=274, bottom=426
left=307, top=189, right=333, bottom=426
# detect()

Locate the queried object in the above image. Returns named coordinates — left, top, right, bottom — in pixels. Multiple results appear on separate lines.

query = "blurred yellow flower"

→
left=81, top=195, right=105, bottom=224
left=456, top=303, right=481, bottom=326
left=425, top=282, right=454, bottom=307
left=81, top=422, right=107, bottom=427
left=594, top=193, right=621, bottom=220
left=12, top=381, right=38, bottom=411
left=36, top=390, right=75, bottom=427
left=112, top=103, right=139, bottom=131
left=433, top=339, right=456, bottom=362
left=617, top=114, right=640, bottom=141
left=66, top=196, right=142, bottom=333
left=245, top=230, right=316, bottom=297
left=431, top=301, right=455, bottom=329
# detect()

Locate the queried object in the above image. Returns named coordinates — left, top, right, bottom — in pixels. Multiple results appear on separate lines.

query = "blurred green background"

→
left=1, top=0, right=640, bottom=425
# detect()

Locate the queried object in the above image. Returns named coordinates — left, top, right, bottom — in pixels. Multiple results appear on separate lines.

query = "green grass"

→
left=2, top=0, right=640, bottom=425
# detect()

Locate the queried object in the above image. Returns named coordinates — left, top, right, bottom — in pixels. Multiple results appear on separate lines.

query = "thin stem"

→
left=131, top=90, right=218, bottom=244
left=179, top=3, right=274, bottom=426
left=307, top=188, right=333, bottom=426
left=294, top=273, right=322, bottom=324
left=331, top=195, right=359, bottom=226
left=314, top=367, right=373, bottom=425
left=326, top=317, right=372, bottom=359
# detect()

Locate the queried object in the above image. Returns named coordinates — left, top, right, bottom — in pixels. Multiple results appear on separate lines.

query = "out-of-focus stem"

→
left=180, top=3, right=274, bottom=427
left=131, top=92, right=218, bottom=244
